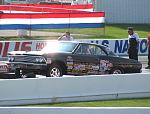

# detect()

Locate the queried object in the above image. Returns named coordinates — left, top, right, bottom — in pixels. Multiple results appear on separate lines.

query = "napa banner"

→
left=0, top=39, right=148, bottom=59
left=0, top=12, right=105, bottom=30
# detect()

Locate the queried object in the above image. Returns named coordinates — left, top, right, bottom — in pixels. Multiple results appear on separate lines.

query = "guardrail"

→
left=0, top=73, right=150, bottom=106
left=0, top=107, right=150, bottom=114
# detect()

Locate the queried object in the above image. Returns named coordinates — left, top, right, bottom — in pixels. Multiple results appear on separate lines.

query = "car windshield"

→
left=42, top=41, right=77, bottom=53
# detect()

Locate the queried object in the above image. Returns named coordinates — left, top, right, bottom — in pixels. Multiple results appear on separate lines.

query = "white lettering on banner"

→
left=0, top=39, right=148, bottom=58
left=80, top=39, right=148, bottom=56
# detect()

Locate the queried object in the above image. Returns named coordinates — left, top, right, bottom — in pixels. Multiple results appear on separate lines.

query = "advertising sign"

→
left=0, top=39, right=148, bottom=59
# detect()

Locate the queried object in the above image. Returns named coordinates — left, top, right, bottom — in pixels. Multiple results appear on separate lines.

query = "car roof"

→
left=58, top=41, right=105, bottom=48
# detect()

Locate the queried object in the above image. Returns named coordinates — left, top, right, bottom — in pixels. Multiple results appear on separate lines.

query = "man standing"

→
left=58, top=32, right=74, bottom=41
left=127, top=27, right=139, bottom=61
left=145, top=34, right=150, bottom=69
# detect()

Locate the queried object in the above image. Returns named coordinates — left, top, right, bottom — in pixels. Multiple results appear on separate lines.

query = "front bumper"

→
left=8, top=62, right=47, bottom=71
left=0, top=64, right=10, bottom=73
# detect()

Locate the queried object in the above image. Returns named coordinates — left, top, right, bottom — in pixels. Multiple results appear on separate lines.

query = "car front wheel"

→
left=47, top=64, right=63, bottom=77
left=15, top=68, right=21, bottom=78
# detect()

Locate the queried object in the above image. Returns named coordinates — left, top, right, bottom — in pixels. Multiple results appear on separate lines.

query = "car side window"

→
left=75, top=44, right=92, bottom=55
left=75, top=44, right=106, bottom=56
left=75, top=44, right=81, bottom=54
left=94, top=46, right=106, bottom=56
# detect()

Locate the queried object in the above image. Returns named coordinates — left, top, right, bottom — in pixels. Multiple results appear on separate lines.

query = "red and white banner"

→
left=0, top=4, right=93, bottom=13
left=0, top=4, right=100, bottom=29
left=9, top=4, right=94, bottom=11
left=0, top=5, right=86, bottom=13
left=0, top=12, right=105, bottom=29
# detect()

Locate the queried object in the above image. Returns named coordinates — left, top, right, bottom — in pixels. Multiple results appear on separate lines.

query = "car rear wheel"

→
left=111, top=68, right=124, bottom=74
left=47, top=64, right=63, bottom=77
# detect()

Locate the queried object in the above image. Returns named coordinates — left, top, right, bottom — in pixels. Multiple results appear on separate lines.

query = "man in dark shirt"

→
left=127, top=27, right=139, bottom=61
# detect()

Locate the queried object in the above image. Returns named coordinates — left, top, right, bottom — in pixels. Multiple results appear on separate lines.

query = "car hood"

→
left=8, top=51, right=44, bottom=56
left=8, top=51, right=71, bottom=56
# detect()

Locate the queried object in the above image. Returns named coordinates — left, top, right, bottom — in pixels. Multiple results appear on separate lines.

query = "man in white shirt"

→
left=58, top=32, right=74, bottom=41
left=127, top=27, right=139, bottom=61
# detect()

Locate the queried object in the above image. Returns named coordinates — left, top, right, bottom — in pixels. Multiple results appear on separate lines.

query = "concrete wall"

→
left=0, top=73, right=150, bottom=106
left=0, top=108, right=150, bottom=114
left=95, top=0, right=150, bottom=24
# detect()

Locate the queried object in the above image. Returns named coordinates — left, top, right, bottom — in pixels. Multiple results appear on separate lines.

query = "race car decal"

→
left=72, top=63, right=88, bottom=75
left=71, top=62, right=100, bottom=75
left=66, top=56, right=73, bottom=71
left=99, top=60, right=113, bottom=72
left=74, top=64, right=86, bottom=71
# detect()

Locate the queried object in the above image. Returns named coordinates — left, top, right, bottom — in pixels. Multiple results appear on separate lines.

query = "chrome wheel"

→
left=47, top=64, right=63, bottom=77
left=50, top=67, right=61, bottom=77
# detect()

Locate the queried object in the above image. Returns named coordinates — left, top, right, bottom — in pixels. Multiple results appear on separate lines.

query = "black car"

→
left=8, top=41, right=142, bottom=78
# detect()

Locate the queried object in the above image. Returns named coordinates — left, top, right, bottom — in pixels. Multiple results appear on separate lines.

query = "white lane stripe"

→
left=0, top=17, right=104, bottom=24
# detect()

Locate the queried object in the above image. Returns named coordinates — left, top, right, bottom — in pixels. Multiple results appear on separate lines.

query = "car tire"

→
left=46, top=64, right=63, bottom=77
left=15, top=68, right=21, bottom=78
left=110, top=68, right=124, bottom=74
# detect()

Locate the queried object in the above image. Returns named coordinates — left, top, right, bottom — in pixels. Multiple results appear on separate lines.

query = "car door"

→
left=93, top=45, right=113, bottom=74
left=72, top=43, right=100, bottom=75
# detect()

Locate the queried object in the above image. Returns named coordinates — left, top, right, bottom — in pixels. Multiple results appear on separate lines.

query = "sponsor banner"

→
left=0, top=39, right=148, bottom=59
left=0, top=12, right=105, bottom=29
left=80, top=39, right=148, bottom=56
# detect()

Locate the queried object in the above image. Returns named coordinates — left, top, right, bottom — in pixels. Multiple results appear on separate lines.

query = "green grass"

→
left=104, top=24, right=150, bottom=39
left=1, top=24, right=149, bottom=40
left=40, top=24, right=150, bottom=39
left=27, top=98, right=150, bottom=107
